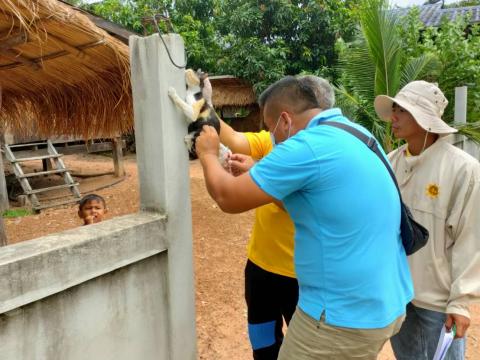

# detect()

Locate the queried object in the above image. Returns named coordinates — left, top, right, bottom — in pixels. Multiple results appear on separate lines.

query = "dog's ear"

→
left=185, top=69, right=200, bottom=87
left=196, top=69, right=208, bottom=81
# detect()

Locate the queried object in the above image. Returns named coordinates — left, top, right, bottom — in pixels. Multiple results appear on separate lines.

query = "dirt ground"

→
left=4, top=153, right=480, bottom=359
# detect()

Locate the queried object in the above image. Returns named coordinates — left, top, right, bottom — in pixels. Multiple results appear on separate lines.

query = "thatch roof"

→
left=79, top=5, right=135, bottom=46
left=0, top=0, right=133, bottom=139
left=210, top=76, right=257, bottom=109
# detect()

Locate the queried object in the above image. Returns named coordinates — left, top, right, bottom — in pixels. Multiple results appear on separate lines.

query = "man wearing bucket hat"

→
left=374, top=80, right=480, bottom=360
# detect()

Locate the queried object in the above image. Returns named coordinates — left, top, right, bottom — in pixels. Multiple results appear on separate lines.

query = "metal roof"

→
left=393, top=3, right=480, bottom=27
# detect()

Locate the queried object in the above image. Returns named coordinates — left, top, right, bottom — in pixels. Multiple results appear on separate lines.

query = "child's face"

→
left=78, top=200, right=107, bottom=225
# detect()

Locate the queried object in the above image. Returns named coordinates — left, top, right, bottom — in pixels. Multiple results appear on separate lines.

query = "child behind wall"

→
left=78, top=194, right=107, bottom=225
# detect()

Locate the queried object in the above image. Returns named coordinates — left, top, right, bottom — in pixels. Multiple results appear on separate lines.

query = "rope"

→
left=152, top=16, right=186, bottom=69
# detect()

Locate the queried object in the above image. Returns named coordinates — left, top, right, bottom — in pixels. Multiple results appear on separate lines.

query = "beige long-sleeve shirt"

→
left=389, top=137, right=480, bottom=318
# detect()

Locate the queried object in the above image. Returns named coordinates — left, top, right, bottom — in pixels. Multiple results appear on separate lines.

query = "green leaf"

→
left=400, top=53, right=441, bottom=88
left=455, top=122, right=480, bottom=145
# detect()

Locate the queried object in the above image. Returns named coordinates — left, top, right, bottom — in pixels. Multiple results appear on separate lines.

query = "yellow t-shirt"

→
left=244, top=131, right=296, bottom=278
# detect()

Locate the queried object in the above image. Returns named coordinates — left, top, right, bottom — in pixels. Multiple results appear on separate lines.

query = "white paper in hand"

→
left=432, top=325, right=455, bottom=360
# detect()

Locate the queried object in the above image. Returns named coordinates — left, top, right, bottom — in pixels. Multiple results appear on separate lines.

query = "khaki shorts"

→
left=278, top=307, right=405, bottom=360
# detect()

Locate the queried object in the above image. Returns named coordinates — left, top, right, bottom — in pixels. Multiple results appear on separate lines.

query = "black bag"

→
left=319, top=121, right=429, bottom=255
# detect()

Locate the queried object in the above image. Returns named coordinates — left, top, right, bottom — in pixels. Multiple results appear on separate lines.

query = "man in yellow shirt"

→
left=218, top=75, right=335, bottom=359
left=375, top=81, right=480, bottom=360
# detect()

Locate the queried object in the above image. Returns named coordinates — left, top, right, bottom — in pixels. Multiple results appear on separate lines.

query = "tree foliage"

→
left=399, top=8, right=480, bottom=124
left=335, top=0, right=439, bottom=150
left=214, top=0, right=356, bottom=91
left=84, top=0, right=222, bottom=71
left=72, top=0, right=480, bottom=148
left=336, top=0, right=480, bottom=150
left=83, top=0, right=356, bottom=93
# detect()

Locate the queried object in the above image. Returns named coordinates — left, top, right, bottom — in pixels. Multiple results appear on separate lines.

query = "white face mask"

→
left=270, top=114, right=291, bottom=147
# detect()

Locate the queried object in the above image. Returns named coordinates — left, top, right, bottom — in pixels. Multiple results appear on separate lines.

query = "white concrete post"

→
left=129, top=34, right=196, bottom=360
left=453, top=86, right=479, bottom=157
left=454, top=86, right=468, bottom=150
left=454, top=86, right=467, bottom=124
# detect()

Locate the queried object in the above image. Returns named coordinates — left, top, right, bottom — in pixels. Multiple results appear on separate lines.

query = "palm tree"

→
left=335, top=0, right=480, bottom=151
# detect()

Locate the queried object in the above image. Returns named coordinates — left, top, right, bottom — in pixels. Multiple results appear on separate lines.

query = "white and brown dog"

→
left=168, top=69, right=230, bottom=164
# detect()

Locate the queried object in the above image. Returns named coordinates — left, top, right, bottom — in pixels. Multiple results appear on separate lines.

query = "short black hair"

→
left=78, top=194, right=106, bottom=210
left=297, top=75, right=335, bottom=109
left=258, top=76, right=322, bottom=114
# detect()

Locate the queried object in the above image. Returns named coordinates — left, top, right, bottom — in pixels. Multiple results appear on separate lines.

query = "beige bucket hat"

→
left=374, top=80, right=457, bottom=134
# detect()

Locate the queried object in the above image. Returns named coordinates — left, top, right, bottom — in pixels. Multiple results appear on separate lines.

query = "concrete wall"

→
left=0, top=33, right=197, bottom=360
left=0, top=214, right=169, bottom=360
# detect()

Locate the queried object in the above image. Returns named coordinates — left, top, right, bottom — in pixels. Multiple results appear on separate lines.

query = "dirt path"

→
left=4, top=154, right=479, bottom=359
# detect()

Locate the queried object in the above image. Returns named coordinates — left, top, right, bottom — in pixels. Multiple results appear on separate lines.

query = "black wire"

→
left=152, top=15, right=186, bottom=69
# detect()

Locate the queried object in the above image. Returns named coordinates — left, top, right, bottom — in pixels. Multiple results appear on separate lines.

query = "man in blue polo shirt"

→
left=195, top=76, right=413, bottom=359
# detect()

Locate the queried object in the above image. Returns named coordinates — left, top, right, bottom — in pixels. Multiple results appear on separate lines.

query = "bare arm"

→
left=219, top=119, right=252, bottom=155
left=197, top=126, right=275, bottom=213
left=229, top=153, right=286, bottom=211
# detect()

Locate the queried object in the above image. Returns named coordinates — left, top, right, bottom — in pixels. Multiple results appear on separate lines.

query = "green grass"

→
left=2, top=209, right=34, bottom=218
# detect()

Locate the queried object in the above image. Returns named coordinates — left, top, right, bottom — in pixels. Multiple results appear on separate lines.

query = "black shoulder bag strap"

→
left=317, top=121, right=402, bottom=195
left=318, top=120, right=429, bottom=255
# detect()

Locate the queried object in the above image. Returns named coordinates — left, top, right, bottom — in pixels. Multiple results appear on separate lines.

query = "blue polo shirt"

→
left=249, top=108, right=413, bottom=328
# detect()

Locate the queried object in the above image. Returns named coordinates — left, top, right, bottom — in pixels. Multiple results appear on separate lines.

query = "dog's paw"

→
left=168, top=87, right=177, bottom=99
left=184, top=133, right=195, bottom=151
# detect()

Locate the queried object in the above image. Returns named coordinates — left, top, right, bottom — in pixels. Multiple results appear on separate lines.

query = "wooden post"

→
left=0, top=217, right=6, bottom=246
left=42, top=158, right=53, bottom=172
left=0, top=142, right=8, bottom=246
left=112, top=137, right=125, bottom=177
left=0, top=142, right=9, bottom=212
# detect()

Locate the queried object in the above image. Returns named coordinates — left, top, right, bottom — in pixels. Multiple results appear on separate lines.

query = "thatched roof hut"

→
left=210, top=76, right=261, bottom=132
left=210, top=75, right=256, bottom=109
left=0, top=0, right=133, bottom=139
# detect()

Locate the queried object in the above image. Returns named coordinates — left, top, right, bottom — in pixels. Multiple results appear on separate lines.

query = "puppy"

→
left=168, top=69, right=230, bottom=164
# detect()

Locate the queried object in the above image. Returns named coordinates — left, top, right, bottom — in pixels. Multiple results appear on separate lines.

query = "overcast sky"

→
left=390, top=0, right=459, bottom=7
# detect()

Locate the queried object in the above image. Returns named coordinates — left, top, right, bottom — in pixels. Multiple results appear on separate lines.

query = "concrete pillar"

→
left=453, top=86, right=467, bottom=151
left=129, top=33, right=196, bottom=360
left=454, top=86, right=479, bottom=157
left=454, top=86, right=467, bottom=124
